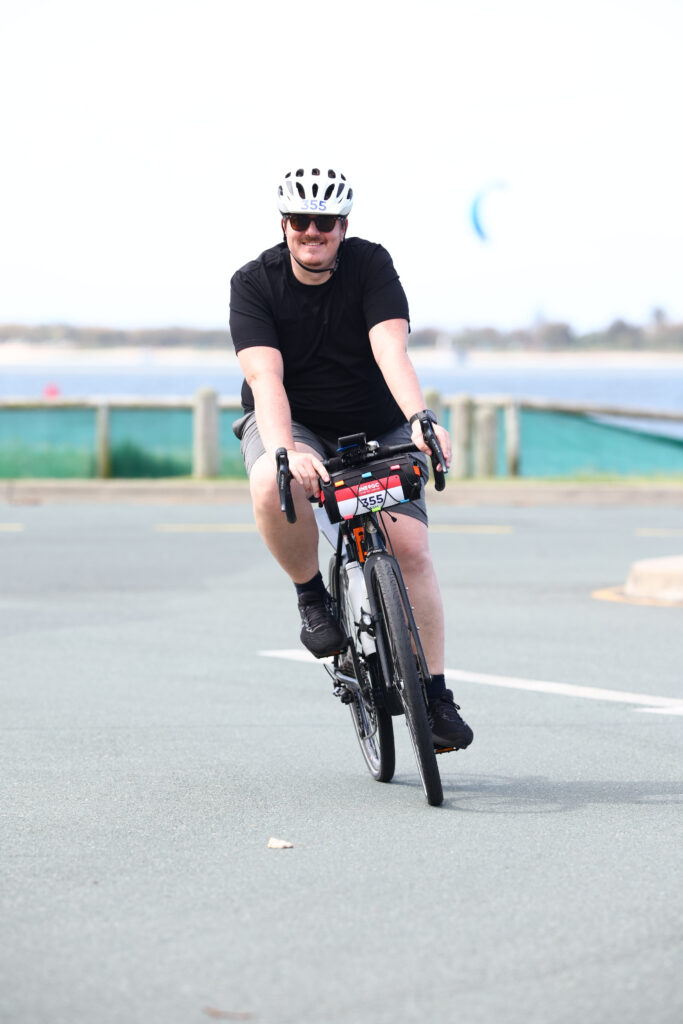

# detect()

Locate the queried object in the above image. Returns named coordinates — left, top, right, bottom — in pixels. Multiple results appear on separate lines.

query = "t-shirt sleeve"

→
left=229, top=268, right=280, bottom=353
left=361, top=245, right=410, bottom=332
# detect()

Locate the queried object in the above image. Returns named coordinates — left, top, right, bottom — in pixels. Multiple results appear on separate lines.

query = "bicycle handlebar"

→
left=276, top=421, right=448, bottom=523
left=325, top=425, right=447, bottom=491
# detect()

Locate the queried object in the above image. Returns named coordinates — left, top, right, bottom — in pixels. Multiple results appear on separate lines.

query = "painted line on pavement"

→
left=154, top=523, right=510, bottom=535
left=155, top=523, right=257, bottom=533
left=259, top=649, right=683, bottom=716
left=592, top=586, right=683, bottom=608
left=635, top=528, right=683, bottom=537
left=0, top=523, right=24, bottom=532
left=430, top=524, right=513, bottom=534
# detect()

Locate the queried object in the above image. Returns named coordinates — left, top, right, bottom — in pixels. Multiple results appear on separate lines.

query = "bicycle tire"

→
left=369, top=558, right=443, bottom=806
left=329, top=556, right=395, bottom=783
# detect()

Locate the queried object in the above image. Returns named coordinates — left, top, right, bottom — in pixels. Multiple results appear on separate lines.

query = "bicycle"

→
left=276, top=415, right=451, bottom=806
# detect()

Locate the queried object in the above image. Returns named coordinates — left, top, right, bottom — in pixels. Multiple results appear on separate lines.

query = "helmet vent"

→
left=296, top=182, right=305, bottom=198
left=295, top=168, right=304, bottom=177
left=312, top=168, right=320, bottom=176
left=324, top=184, right=334, bottom=200
left=327, top=169, right=335, bottom=178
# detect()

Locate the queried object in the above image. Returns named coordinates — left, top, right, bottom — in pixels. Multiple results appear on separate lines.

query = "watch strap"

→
left=409, top=409, right=437, bottom=427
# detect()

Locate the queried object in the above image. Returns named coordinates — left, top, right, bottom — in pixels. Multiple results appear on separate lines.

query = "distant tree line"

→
left=1, top=316, right=682, bottom=351
left=410, top=316, right=683, bottom=353
left=0, top=324, right=230, bottom=348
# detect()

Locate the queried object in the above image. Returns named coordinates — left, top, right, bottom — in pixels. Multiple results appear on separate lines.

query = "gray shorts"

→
left=234, top=412, right=429, bottom=525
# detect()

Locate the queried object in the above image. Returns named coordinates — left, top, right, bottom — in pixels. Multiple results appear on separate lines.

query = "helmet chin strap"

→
left=288, top=244, right=343, bottom=276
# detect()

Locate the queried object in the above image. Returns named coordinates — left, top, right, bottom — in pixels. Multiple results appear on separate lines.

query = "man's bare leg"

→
left=248, top=445, right=321, bottom=585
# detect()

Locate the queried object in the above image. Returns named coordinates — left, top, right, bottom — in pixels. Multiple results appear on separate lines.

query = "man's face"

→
left=283, top=214, right=346, bottom=273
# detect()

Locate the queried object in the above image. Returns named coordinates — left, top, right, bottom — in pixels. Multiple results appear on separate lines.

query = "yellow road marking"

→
left=430, top=524, right=513, bottom=534
left=155, top=523, right=257, bottom=533
left=0, top=523, right=24, bottom=532
left=592, top=586, right=683, bottom=608
left=155, top=522, right=511, bottom=535
left=635, top=528, right=683, bottom=538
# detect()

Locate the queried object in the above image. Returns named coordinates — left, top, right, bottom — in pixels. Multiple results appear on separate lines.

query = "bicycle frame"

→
left=318, top=504, right=431, bottom=712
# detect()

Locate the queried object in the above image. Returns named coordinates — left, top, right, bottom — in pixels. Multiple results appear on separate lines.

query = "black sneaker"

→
left=297, top=591, right=346, bottom=659
left=428, top=689, right=474, bottom=750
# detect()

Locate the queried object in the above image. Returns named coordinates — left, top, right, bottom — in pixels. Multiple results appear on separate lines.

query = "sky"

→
left=1, top=0, right=682, bottom=334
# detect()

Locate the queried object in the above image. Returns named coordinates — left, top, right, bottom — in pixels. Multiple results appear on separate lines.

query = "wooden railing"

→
left=2, top=389, right=682, bottom=478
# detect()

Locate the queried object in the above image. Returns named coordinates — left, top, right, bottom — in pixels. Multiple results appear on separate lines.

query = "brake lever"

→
left=275, top=447, right=297, bottom=523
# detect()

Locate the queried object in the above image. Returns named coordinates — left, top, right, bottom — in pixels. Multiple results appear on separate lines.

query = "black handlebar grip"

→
left=275, top=447, right=297, bottom=523
left=421, top=422, right=447, bottom=492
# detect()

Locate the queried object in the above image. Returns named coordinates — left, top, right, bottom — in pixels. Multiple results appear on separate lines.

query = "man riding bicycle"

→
left=229, top=166, right=473, bottom=752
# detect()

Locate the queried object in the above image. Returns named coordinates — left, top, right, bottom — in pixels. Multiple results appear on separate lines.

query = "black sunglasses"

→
left=287, top=213, right=341, bottom=232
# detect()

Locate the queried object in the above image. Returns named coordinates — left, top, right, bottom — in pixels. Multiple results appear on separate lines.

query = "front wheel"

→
left=330, top=557, right=395, bottom=783
left=369, top=558, right=443, bottom=806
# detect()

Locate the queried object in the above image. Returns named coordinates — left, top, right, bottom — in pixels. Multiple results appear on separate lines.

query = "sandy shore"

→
left=2, top=340, right=683, bottom=369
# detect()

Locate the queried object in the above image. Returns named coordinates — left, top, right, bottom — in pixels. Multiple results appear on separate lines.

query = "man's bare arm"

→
left=369, top=319, right=451, bottom=469
left=237, top=346, right=329, bottom=494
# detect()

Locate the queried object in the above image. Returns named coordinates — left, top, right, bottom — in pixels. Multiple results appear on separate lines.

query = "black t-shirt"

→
left=229, top=237, right=410, bottom=439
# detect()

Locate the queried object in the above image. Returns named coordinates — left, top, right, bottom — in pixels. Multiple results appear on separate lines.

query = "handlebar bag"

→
left=320, top=453, right=423, bottom=524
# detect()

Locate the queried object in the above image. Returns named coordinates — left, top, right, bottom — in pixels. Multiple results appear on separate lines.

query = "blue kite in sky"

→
left=470, top=181, right=508, bottom=241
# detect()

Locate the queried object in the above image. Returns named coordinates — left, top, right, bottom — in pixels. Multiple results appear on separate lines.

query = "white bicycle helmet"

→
left=277, top=167, right=354, bottom=216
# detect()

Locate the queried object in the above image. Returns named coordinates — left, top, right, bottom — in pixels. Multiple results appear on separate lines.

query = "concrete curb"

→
left=625, top=556, right=683, bottom=604
left=3, top=478, right=683, bottom=506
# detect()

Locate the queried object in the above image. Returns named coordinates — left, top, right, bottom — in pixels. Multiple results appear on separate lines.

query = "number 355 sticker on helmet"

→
left=277, top=167, right=354, bottom=216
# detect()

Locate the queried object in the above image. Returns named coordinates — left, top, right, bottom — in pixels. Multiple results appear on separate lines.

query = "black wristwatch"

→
left=409, top=409, right=438, bottom=427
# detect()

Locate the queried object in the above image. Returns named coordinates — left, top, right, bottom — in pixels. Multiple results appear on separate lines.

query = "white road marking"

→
left=259, top=649, right=683, bottom=716
left=0, top=523, right=24, bottom=532
left=443, top=668, right=683, bottom=716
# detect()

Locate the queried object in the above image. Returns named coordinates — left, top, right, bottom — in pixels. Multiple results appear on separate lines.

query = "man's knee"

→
left=388, top=520, right=433, bottom=574
left=248, top=455, right=280, bottom=515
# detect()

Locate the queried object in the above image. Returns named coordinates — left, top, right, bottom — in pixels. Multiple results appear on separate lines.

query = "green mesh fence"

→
left=219, top=409, right=248, bottom=477
left=0, top=407, right=96, bottom=477
left=503, top=409, right=683, bottom=477
left=109, top=408, right=193, bottom=477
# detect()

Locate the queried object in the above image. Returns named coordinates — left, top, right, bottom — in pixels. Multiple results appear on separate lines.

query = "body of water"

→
left=2, top=357, right=683, bottom=409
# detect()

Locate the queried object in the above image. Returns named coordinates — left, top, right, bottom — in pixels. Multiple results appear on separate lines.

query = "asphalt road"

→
left=1, top=495, right=682, bottom=1024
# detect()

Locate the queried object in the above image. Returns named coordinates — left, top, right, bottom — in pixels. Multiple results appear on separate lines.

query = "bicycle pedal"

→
left=435, top=745, right=456, bottom=755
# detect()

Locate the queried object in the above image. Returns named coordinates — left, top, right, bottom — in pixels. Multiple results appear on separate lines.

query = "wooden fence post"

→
left=504, top=401, right=520, bottom=476
left=449, top=394, right=472, bottom=478
left=473, top=402, right=497, bottom=477
left=424, top=388, right=445, bottom=424
left=95, top=403, right=111, bottom=478
left=193, top=389, right=219, bottom=478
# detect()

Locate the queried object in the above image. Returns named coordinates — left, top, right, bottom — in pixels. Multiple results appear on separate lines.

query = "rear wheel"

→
left=369, top=557, right=443, bottom=806
left=330, top=557, right=395, bottom=783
